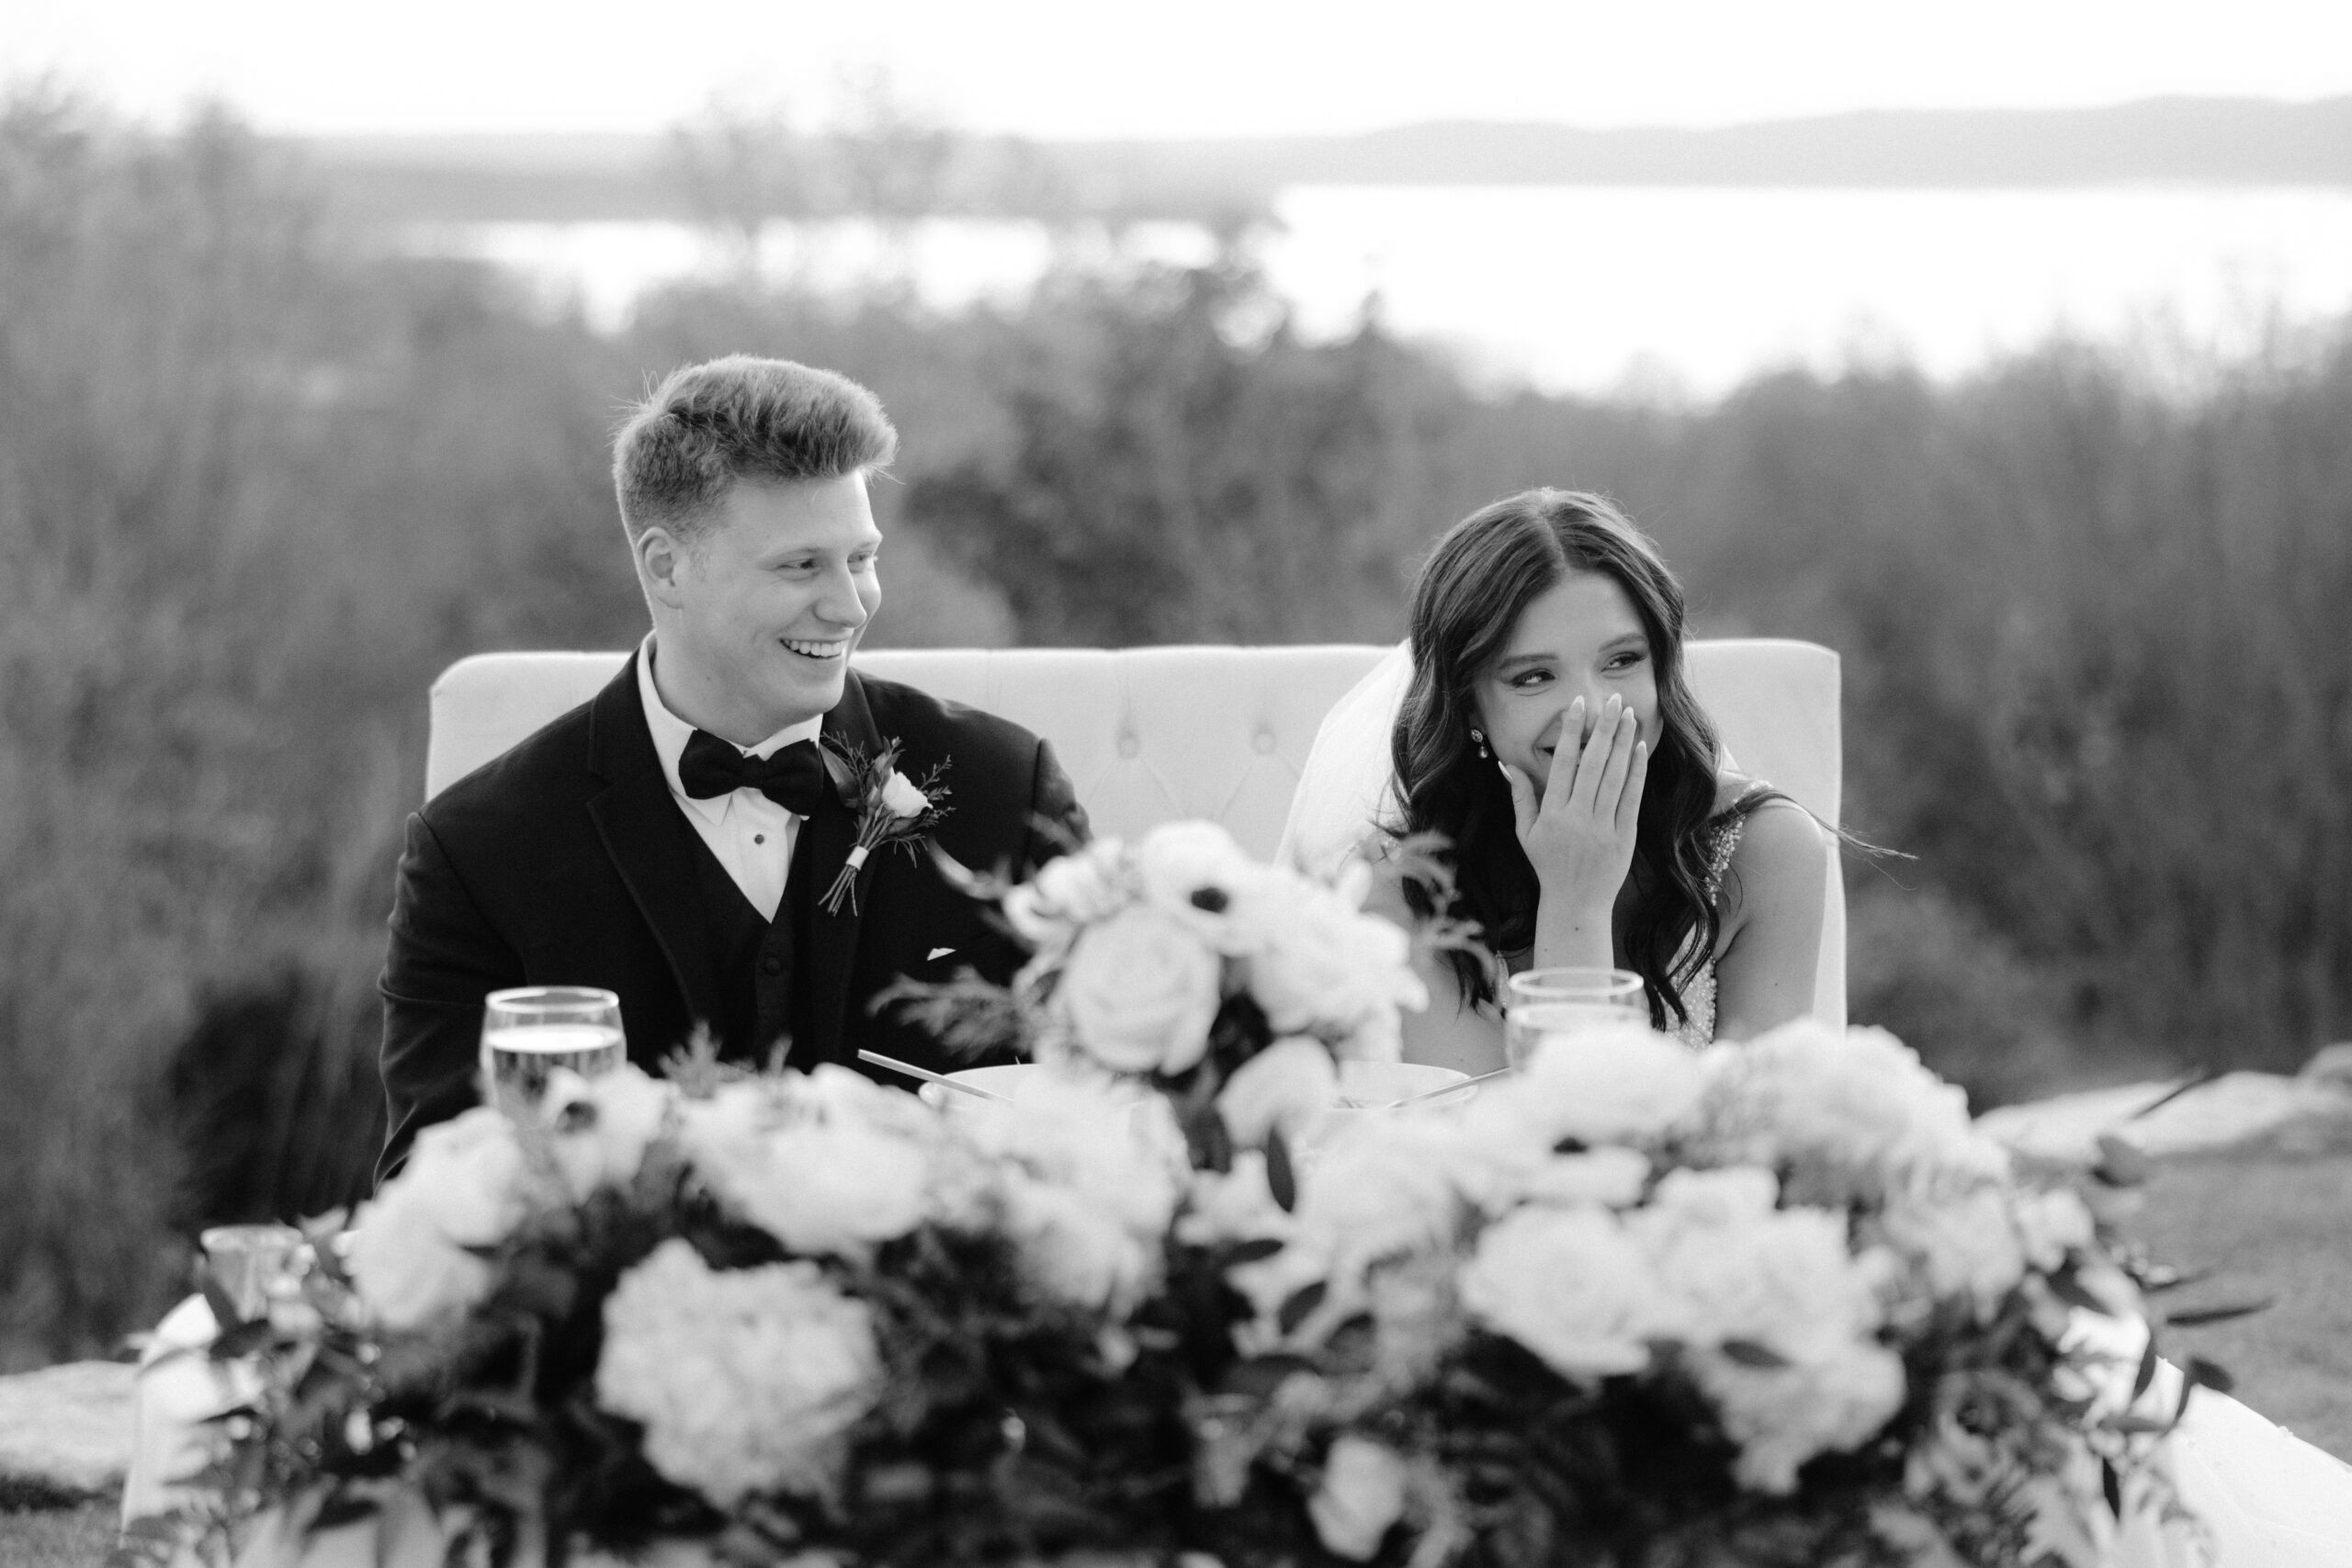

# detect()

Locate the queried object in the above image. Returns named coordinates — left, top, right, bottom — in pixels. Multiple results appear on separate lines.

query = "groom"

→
left=376, top=355, right=1085, bottom=1179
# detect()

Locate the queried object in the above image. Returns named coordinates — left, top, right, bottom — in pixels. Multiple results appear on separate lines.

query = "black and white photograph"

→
left=3, top=3, right=2350, bottom=1562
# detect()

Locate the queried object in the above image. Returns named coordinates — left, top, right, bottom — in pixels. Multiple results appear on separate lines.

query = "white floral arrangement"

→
left=1180, top=1017, right=2217, bottom=1566
left=166, top=822, right=2219, bottom=1568
left=896, top=821, right=1432, bottom=1177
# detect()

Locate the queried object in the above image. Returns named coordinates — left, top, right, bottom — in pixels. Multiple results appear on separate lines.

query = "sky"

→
left=8, top=0, right=2352, bottom=140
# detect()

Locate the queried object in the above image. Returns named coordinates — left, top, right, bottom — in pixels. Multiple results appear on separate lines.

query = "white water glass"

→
left=1503, top=967, right=1645, bottom=1067
left=480, top=986, right=625, bottom=1118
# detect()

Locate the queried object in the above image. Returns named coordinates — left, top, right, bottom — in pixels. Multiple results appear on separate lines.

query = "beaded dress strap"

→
left=1702, top=781, right=1774, bottom=905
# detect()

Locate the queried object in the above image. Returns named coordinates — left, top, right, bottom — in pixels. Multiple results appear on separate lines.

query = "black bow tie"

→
left=677, top=731, right=830, bottom=816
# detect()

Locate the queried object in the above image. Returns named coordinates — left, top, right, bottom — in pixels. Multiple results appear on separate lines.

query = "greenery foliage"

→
left=2, top=85, right=2346, bottom=1367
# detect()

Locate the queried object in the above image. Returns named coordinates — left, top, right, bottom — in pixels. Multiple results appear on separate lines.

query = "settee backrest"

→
left=424, top=641, right=1845, bottom=1023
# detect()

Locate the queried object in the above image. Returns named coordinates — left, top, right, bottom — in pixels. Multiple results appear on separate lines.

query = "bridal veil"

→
left=1277, top=640, right=1414, bottom=878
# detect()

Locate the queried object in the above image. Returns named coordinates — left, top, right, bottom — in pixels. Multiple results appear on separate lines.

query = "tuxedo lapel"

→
left=583, top=652, right=725, bottom=1038
left=800, top=671, right=884, bottom=1065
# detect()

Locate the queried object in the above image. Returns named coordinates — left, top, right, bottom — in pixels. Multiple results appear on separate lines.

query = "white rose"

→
left=1515, top=1146, right=1653, bottom=1210
left=346, top=1107, right=533, bottom=1330
left=1001, top=842, right=1134, bottom=955
left=1642, top=1165, right=1781, bottom=1227
left=1295, top=1120, right=1467, bottom=1282
left=1471, top=1023, right=1706, bottom=1153
left=596, top=1240, right=880, bottom=1506
left=1877, top=1188, right=2028, bottom=1318
left=1216, top=1037, right=1340, bottom=1148
left=545, top=1066, right=673, bottom=1203
left=967, top=1071, right=1189, bottom=1316
left=972, top=1071, right=1191, bottom=1227
left=1694, top=1022, right=2007, bottom=1205
left=1630, top=1168, right=1887, bottom=1355
left=998, top=1176, right=1161, bottom=1315
left=1690, top=1337, right=1908, bottom=1494
left=1307, top=1436, right=1410, bottom=1561
left=1249, top=889, right=1421, bottom=1037
left=678, top=1075, right=934, bottom=1260
left=1056, top=904, right=1225, bottom=1075
left=1459, top=1206, right=1681, bottom=1381
left=878, top=770, right=929, bottom=819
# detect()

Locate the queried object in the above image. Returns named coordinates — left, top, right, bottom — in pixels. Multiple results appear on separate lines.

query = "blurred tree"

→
left=666, top=100, right=824, bottom=276
left=902, top=262, right=1453, bottom=645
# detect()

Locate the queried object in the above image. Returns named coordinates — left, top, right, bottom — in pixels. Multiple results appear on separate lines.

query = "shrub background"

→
left=3, top=96, right=2346, bottom=1366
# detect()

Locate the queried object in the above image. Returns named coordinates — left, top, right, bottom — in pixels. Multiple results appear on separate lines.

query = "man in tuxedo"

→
left=376, top=355, right=1084, bottom=1179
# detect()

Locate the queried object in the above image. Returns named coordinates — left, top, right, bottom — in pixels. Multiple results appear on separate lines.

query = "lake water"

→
left=408, top=185, right=2352, bottom=399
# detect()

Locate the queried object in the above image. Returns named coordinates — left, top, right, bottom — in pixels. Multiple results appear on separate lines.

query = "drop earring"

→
left=1469, top=728, right=1491, bottom=760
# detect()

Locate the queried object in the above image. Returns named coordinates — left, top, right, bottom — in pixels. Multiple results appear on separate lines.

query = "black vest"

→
left=679, top=823, right=808, bottom=1066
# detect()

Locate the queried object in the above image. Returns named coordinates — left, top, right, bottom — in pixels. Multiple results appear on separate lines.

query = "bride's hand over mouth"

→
left=1503, top=694, right=1648, bottom=933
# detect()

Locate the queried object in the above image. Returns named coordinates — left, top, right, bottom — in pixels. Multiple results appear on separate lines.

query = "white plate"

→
left=1333, top=1059, right=1474, bottom=1110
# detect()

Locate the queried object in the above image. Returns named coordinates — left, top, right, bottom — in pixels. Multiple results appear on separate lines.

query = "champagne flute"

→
left=198, top=1224, right=303, bottom=1324
left=1503, top=967, right=1645, bottom=1068
left=480, top=986, right=625, bottom=1118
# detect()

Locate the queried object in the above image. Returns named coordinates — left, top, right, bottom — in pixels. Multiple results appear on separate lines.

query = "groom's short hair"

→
left=612, top=355, right=899, bottom=542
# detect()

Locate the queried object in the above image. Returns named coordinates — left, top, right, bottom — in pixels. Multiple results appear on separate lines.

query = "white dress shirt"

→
left=637, top=636, right=820, bottom=922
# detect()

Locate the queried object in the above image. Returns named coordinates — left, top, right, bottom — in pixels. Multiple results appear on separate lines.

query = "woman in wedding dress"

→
left=1283, top=489, right=1830, bottom=1070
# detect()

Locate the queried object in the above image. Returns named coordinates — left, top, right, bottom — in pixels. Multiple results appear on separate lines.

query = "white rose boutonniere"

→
left=820, top=739, right=952, bottom=916
left=879, top=769, right=929, bottom=819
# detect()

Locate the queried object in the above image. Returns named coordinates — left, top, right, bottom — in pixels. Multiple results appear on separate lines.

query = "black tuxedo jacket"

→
left=377, top=653, right=1084, bottom=1181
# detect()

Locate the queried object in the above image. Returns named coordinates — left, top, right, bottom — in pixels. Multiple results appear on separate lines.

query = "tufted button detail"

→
left=1117, top=735, right=1141, bottom=759
left=1252, top=728, right=1277, bottom=754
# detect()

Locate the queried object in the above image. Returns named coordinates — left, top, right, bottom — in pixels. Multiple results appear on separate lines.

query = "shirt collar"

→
left=637, top=633, right=825, bottom=823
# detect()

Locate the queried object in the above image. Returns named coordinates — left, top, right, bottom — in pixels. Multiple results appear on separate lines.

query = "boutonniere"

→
left=820, top=739, right=953, bottom=916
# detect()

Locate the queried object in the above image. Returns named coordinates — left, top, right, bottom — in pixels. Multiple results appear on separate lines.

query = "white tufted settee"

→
left=424, top=641, right=1845, bottom=1024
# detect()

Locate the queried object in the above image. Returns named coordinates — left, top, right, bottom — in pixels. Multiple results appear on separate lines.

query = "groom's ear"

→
left=634, top=525, right=689, bottom=607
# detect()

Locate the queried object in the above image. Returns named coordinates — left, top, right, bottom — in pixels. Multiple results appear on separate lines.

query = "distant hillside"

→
left=301, top=96, right=2352, bottom=225
left=1099, top=96, right=2352, bottom=188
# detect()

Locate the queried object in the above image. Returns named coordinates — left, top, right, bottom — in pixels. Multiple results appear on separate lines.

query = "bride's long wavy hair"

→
left=1391, top=489, right=1753, bottom=1024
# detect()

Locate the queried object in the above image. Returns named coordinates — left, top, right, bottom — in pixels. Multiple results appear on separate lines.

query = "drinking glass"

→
left=480, top=986, right=625, bottom=1118
left=198, top=1224, right=303, bottom=1323
left=1503, top=967, right=1645, bottom=1067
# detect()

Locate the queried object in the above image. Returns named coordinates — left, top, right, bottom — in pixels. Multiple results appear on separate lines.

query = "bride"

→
left=1286, top=490, right=2352, bottom=1564
left=1283, top=488, right=1830, bottom=1070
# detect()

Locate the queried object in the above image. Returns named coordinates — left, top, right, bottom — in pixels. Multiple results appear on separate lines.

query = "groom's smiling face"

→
left=641, top=473, right=882, bottom=743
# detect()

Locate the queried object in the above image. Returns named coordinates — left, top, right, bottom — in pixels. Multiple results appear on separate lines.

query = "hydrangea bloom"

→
left=596, top=1239, right=880, bottom=1506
